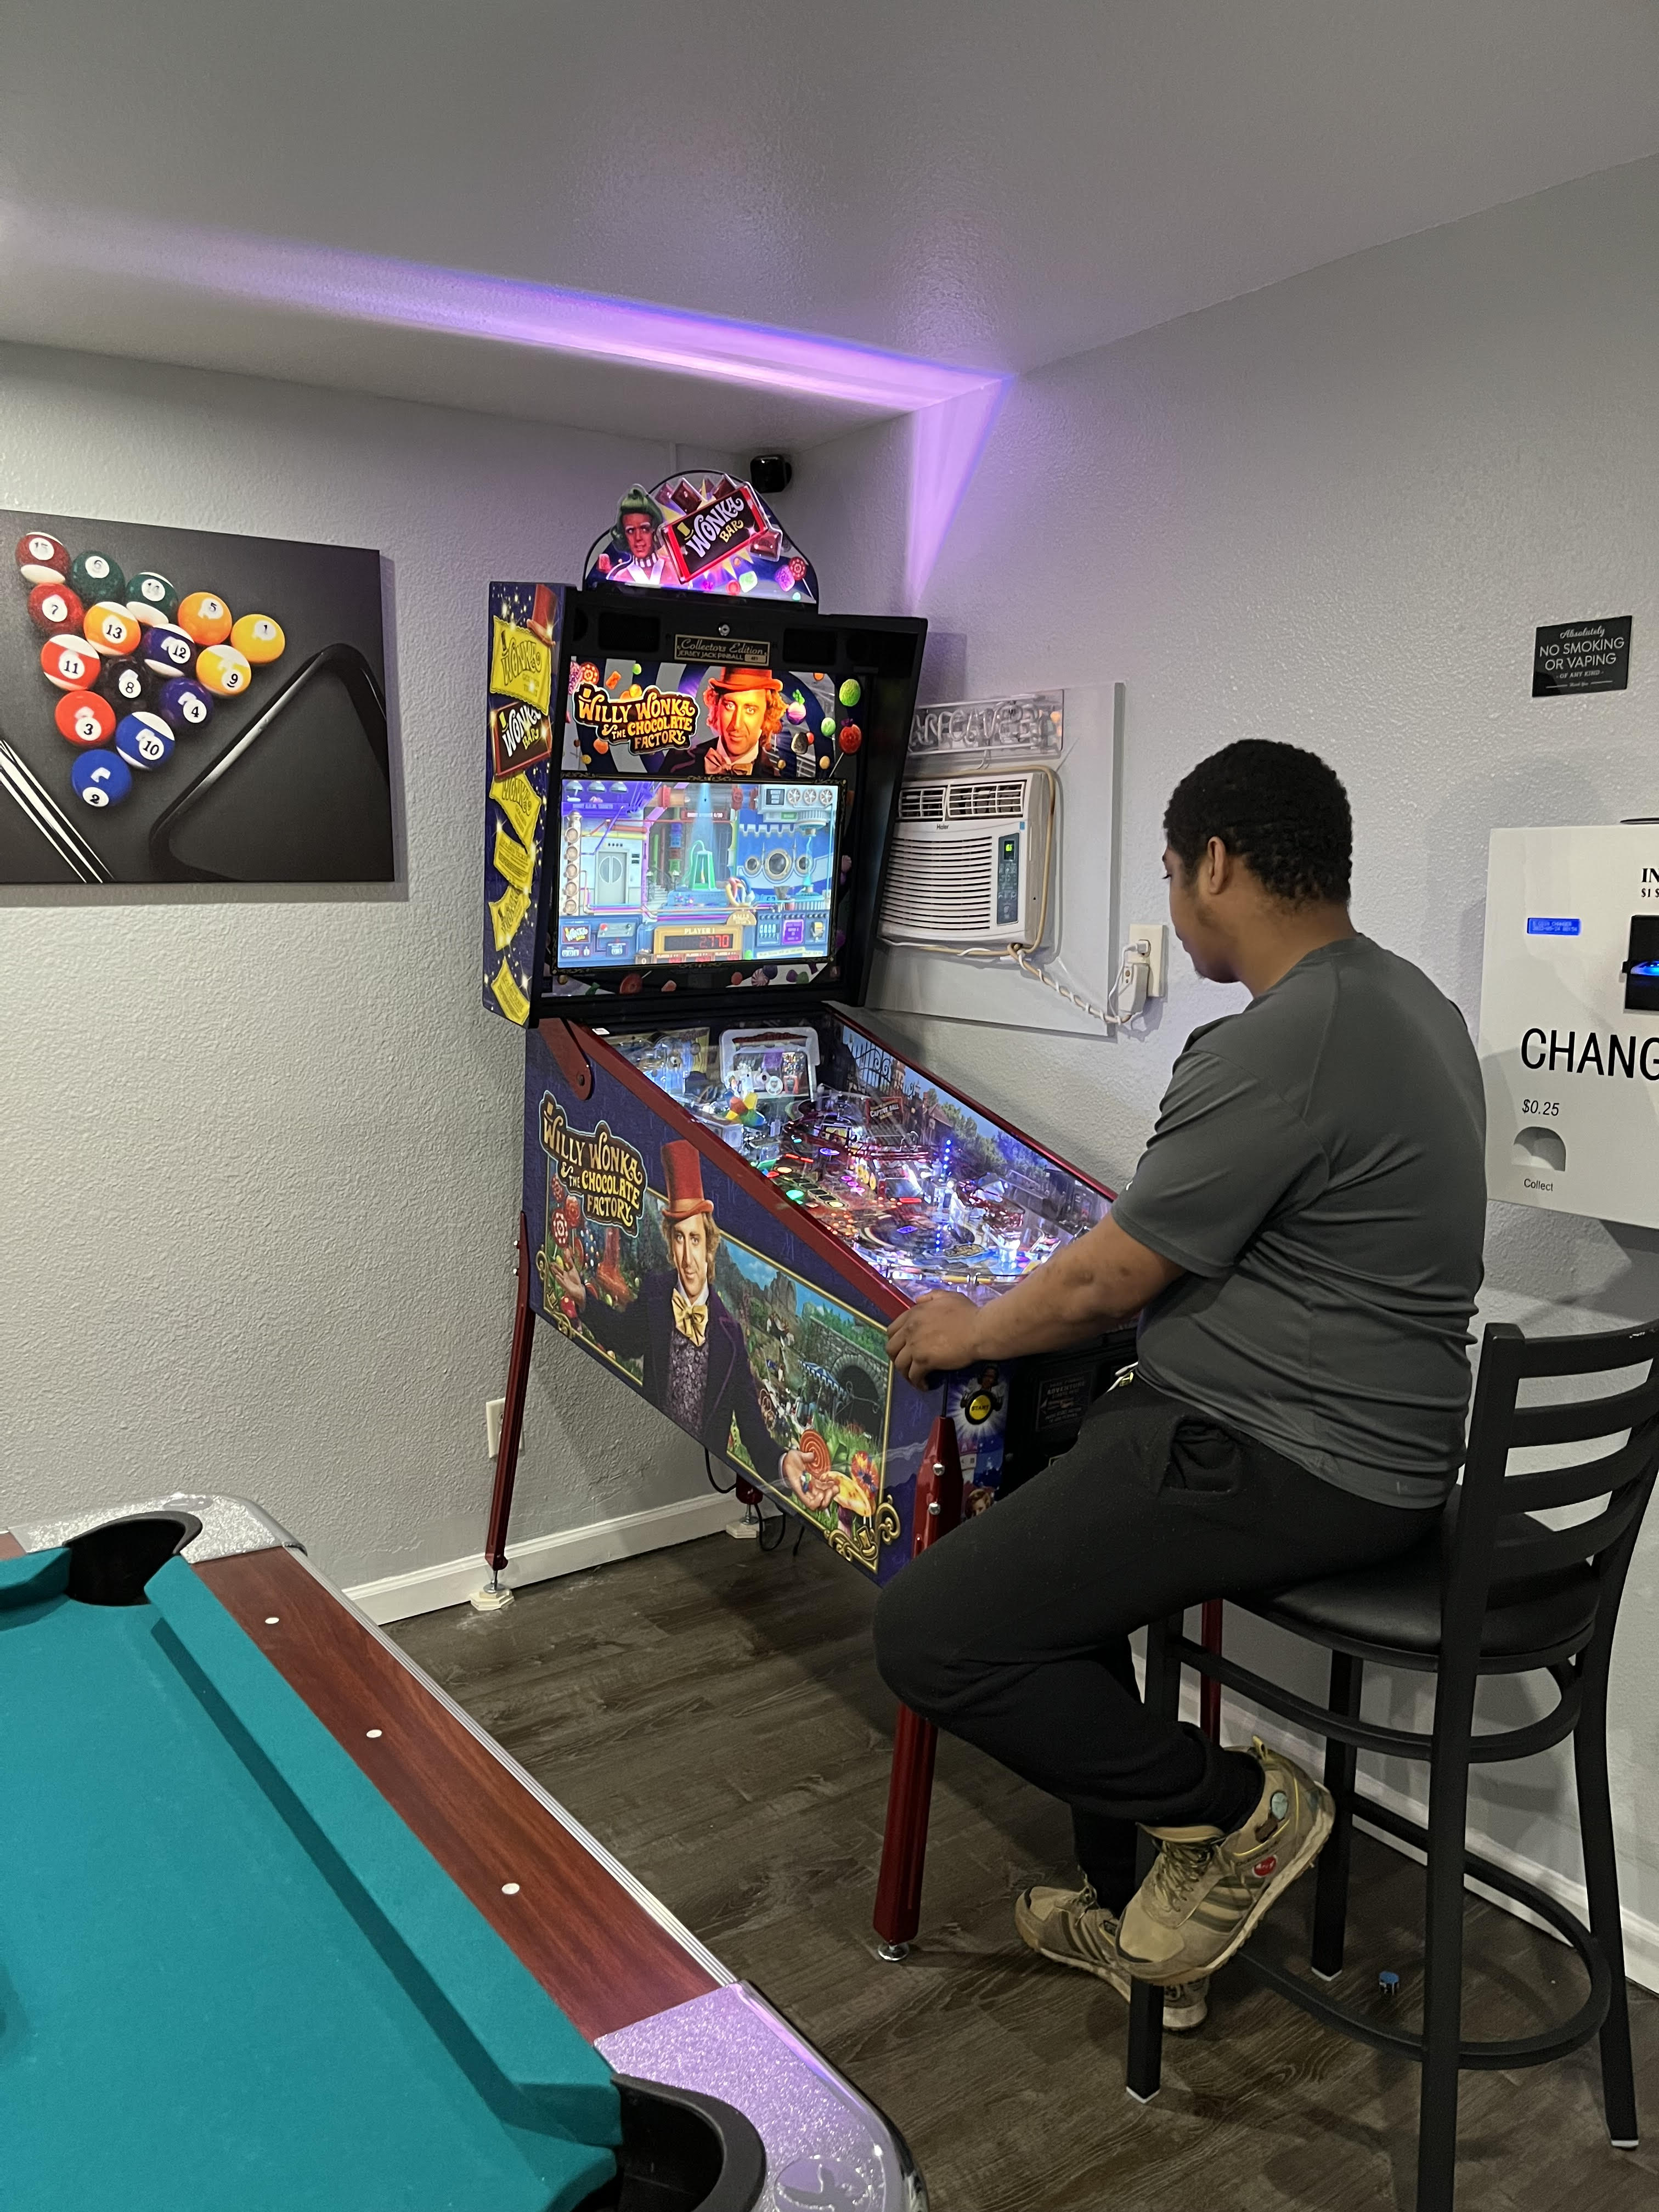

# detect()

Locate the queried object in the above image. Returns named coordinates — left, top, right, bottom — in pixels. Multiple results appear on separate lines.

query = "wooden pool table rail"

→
left=1, top=1526, right=720, bottom=2044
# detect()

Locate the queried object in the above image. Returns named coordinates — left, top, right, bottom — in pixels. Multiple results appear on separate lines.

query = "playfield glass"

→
left=612, top=1017, right=1110, bottom=1305
left=555, top=778, right=840, bottom=970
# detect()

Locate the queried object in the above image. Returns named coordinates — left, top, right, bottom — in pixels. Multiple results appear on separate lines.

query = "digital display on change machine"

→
left=555, top=777, right=841, bottom=970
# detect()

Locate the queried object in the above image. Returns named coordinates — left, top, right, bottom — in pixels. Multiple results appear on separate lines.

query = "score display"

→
left=555, top=778, right=841, bottom=971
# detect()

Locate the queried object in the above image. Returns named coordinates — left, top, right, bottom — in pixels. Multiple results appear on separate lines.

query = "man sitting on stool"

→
left=878, top=740, right=1485, bottom=2030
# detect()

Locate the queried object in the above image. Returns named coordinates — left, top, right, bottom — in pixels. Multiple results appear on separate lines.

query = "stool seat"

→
left=1261, top=1498, right=1598, bottom=1657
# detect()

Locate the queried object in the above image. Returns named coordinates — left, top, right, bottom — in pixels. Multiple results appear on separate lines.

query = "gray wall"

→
left=786, top=155, right=1659, bottom=1966
left=0, top=345, right=726, bottom=1584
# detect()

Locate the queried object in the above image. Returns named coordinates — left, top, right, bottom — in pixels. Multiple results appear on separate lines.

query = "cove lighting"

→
left=8, top=205, right=1009, bottom=605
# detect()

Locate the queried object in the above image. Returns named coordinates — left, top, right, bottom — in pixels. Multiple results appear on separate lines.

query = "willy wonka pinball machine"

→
left=477, top=472, right=1134, bottom=1957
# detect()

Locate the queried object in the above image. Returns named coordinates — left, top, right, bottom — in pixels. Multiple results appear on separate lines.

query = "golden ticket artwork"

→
left=481, top=583, right=562, bottom=1024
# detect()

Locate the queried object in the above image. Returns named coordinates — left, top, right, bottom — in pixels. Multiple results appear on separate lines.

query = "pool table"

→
left=0, top=1498, right=922, bottom=2212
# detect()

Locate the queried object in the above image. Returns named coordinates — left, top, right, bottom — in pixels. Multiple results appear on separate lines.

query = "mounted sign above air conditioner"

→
left=878, top=771, right=1051, bottom=950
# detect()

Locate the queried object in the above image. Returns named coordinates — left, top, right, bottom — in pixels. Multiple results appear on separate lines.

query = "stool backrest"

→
left=1449, top=1318, right=1659, bottom=1667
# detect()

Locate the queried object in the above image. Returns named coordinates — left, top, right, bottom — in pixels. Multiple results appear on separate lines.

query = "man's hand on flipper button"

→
left=887, top=1290, right=981, bottom=1387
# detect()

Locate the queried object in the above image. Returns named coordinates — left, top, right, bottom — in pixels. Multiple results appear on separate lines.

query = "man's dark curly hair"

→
left=1163, top=740, right=1351, bottom=906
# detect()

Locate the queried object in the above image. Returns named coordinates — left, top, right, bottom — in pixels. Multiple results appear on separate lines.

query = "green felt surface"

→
left=0, top=1551, right=618, bottom=2212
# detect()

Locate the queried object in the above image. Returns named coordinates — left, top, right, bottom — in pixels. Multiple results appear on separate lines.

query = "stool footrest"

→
left=1167, top=1629, right=1583, bottom=1765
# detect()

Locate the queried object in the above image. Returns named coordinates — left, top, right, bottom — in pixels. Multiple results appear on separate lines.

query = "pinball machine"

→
left=477, top=473, right=1137, bottom=1956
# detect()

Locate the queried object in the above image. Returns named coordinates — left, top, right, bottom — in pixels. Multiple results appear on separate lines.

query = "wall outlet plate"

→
left=1130, top=921, right=1167, bottom=997
left=486, top=1397, right=506, bottom=1459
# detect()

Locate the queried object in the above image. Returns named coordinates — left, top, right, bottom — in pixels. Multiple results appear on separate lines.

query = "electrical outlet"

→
left=1130, top=922, right=1167, bottom=998
left=486, top=1397, right=506, bottom=1459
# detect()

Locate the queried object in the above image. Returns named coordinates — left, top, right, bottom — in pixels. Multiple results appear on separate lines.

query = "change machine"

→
left=1479, top=823, right=1659, bottom=1229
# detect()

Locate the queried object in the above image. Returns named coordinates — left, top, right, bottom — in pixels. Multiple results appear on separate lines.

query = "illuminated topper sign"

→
left=539, top=1098, right=647, bottom=1232
left=583, top=471, right=817, bottom=603
left=570, top=682, right=701, bottom=750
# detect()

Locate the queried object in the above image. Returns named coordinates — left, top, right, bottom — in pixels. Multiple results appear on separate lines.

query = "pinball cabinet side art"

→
left=481, top=1011, right=1133, bottom=1956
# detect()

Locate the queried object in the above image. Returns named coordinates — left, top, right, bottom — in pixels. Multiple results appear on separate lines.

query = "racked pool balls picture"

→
left=4, top=506, right=388, bottom=887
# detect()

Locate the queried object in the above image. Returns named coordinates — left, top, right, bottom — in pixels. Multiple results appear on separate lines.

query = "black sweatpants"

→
left=873, top=1377, right=1436, bottom=1911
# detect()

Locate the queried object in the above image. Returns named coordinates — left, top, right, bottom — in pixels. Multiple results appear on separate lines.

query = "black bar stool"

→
left=1124, top=1315, right=1659, bottom=2210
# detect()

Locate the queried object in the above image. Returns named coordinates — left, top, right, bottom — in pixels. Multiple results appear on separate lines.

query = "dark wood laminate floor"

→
left=392, top=1531, right=1659, bottom=2212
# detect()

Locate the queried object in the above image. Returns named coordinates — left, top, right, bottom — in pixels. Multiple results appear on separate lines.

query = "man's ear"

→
left=1204, top=836, right=1232, bottom=895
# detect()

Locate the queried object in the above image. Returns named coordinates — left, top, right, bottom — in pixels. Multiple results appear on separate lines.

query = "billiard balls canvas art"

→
left=1, top=509, right=392, bottom=886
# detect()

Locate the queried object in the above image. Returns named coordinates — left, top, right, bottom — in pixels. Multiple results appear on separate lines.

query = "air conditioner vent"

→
left=949, top=778, right=1030, bottom=819
left=883, top=842, right=997, bottom=933
left=880, top=772, right=1049, bottom=950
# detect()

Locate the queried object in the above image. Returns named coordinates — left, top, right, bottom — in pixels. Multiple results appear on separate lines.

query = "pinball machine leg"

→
left=725, top=1474, right=764, bottom=1540
left=475, top=1213, right=537, bottom=1611
left=1199, top=1599, right=1223, bottom=1740
left=873, top=1705, right=940, bottom=1961
left=871, top=1417, right=964, bottom=1960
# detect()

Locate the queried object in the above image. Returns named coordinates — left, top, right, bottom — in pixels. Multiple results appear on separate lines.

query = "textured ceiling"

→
left=2, top=0, right=1657, bottom=444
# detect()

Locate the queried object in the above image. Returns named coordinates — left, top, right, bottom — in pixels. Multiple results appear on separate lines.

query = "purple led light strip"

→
left=42, top=213, right=998, bottom=413
left=24, top=208, right=1011, bottom=602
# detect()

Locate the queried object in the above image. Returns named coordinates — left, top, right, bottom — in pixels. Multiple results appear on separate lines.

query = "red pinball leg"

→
left=872, top=1417, right=964, bottom=1960
left=1199, top=1599, right=1223, bottom=1741
left=873, top=1703, right=941, bottom=1960
left=482, top=1214, right=537, bottom=1584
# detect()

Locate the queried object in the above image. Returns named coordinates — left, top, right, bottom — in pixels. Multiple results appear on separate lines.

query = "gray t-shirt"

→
left=1110, top=935, right=1486, bottom=1506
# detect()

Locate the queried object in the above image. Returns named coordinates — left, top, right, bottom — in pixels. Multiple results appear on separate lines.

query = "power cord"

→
left=705, top=1446, right=793, bottom=1552
left=1013, top=936, right=1153, bottom=1028
left=892, top=932, right=1153, bottom=1028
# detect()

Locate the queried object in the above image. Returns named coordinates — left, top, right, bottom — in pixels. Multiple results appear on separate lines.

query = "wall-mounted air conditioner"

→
left=878, top=772, right=1050, bottom=950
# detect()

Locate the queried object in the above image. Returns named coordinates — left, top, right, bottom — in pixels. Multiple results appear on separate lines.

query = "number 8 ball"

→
left=98, top=659, right=153, bottom=713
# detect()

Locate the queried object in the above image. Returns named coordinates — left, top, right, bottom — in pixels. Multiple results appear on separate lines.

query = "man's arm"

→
left=886, top=1039, right=1323, bottom=1390
left=885, top=1217, right=1182, bottom=1387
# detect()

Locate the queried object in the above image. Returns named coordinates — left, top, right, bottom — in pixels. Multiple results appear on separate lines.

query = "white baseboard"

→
left=344, top=1490, right=743, bottom=1626
left=1181, top=1672, right=1659, bottom=1995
